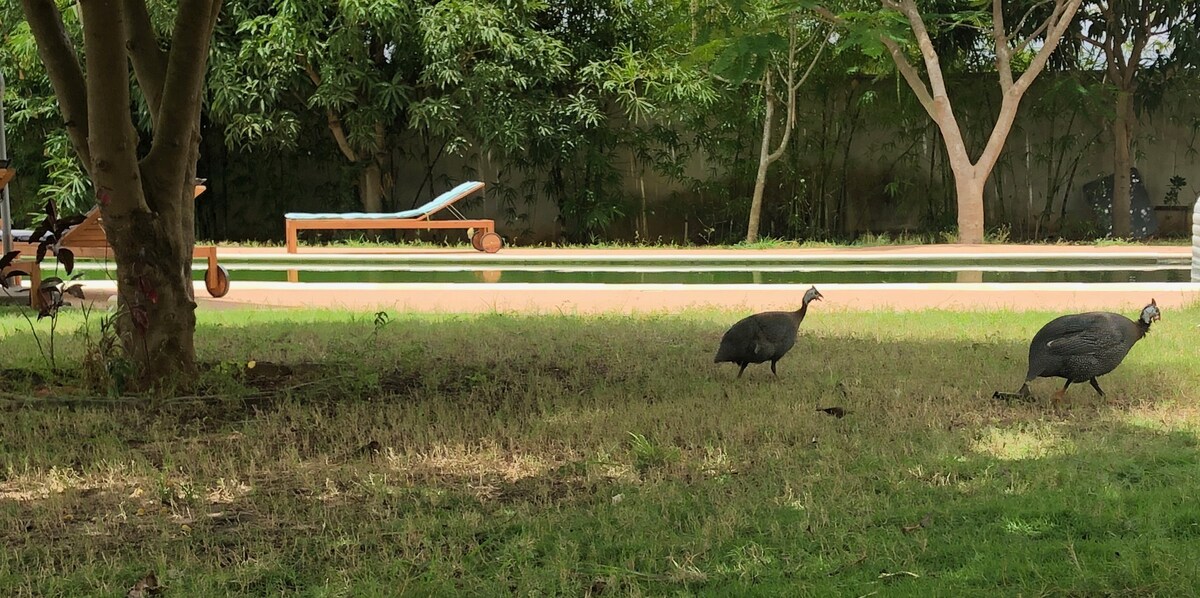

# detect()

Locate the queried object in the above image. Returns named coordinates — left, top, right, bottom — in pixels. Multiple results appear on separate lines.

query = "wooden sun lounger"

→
left=1, top=182, right=230, bottom=298
left=284, top=181, right=503, bottom=253
left=0, top=167, right=43, bottom=309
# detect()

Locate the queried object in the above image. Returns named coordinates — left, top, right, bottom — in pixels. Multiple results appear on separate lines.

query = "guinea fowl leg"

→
left=770, top=360, right=778, bottom=377
left=1052, top=381, right=1070, bottom=407
left=1088, top=378, right=1106, bottom=397
left=737, top=363, right=748, bottom=378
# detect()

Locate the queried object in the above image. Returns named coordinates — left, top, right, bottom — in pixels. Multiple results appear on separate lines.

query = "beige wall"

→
left=395, top=80, right=1200, bottom=242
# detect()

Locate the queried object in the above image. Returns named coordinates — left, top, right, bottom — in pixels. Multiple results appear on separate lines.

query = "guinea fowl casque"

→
left=715, top=286, right=823, bottom=378
left=994, top=299, right=1161, bottom=403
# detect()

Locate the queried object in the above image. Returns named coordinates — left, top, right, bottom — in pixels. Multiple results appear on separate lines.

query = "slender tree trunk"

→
left=359, top=163, right=384, bottom=212
left=747, top=77, right=775, bottom=244
left=1111, top=89, right=1134, bottom=237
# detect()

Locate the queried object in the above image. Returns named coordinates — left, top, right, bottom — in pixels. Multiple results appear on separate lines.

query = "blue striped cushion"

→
left=285, top=181, right=483, bottom=220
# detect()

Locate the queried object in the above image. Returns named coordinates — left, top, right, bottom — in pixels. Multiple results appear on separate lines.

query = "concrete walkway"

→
left=63, top=244, right=1199, bottom=314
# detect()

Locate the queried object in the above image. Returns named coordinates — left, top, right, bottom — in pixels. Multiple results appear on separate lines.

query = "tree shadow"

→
left=1, top=313, right=1197, bottom=593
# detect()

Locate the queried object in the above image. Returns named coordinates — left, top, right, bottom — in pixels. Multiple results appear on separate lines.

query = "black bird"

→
left=994, top=299, right=1161, bottom=403
left=715, top=286, right=823, bottom=378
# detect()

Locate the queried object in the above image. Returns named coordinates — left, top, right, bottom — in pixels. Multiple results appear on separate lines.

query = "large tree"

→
left=22, top=0, right=221, bottom=387
left=823, top=0, right=1083, bottom=243
left=1077, top=0, right=1200, bottom=237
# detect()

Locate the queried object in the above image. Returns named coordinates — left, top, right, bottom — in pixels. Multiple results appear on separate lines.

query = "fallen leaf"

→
left=816, top=406, right=847, bottom=418
left=126, top=572, right=162, bottom=598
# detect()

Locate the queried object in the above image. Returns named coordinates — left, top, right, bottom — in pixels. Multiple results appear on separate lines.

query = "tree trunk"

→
left=1111, top=89, right=1134, bottom=238
left=359, top=162, right=384, bottom=212
left=953, top=168, right=986, bottom=244
left=746, top=77, right=775, bottom=244
left=103, top=186, right=199, bottom=383
left=746, top=117, right=773, bottom=243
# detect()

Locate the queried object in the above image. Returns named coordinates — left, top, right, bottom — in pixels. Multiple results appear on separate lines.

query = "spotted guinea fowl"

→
left=714, top=286, right=823, bottom=378
left=994, top=299, right=1161, bottom=403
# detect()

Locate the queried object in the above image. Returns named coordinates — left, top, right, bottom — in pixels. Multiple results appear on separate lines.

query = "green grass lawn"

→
left=1, top=305, right=1199, bottom=596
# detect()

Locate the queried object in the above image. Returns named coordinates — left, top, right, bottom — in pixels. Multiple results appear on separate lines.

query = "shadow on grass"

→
left=0, top=311, right=1196, bottom=593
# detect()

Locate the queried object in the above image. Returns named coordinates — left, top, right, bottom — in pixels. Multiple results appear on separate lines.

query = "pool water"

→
left=71, top=258, right=1192, bottom=285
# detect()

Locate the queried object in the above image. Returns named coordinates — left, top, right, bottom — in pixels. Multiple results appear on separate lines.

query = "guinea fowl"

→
left=715, top=286, right=823, bottom=378
left=994, top=299, right=1161, bottom=403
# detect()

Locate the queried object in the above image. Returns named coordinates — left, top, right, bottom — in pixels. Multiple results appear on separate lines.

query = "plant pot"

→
left=1153, top=205, right=1192, bottom=236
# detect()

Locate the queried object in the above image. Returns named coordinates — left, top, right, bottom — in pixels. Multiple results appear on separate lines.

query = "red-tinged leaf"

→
left=44, top=199, right=58, bottom=226
left=58, top=248, right=75, bottom=274
left=40, top=277, right=63, bottom=290
left=35, top=241, right=50, bottom=263
left=3, top=270, right=29, bottom=280
left=0, top=250, right=19, bottom=269
left=64, top=284, right=86, bottom=299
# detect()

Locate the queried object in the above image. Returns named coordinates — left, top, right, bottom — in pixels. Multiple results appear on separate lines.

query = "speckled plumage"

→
left=715, top=286, right=822, bottom=378
left=999, top=300, right=1160, bottom=401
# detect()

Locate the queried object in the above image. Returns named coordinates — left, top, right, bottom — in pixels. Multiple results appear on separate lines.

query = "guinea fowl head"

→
left=1139, top=299, right=1161, bottom=326
left=803, top=286, right=823, bottom=305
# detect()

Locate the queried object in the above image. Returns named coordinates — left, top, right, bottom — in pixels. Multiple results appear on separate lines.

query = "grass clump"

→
left=0, top=305, right=1198, bottom=595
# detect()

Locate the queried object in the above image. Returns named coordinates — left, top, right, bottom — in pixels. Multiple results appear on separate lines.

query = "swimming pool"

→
left=68, top=256, right=1193, bottom=285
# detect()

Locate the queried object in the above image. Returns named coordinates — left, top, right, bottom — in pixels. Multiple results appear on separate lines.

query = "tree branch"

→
left=1012, top=0, right=1083, bottom=93
left=20, top=0, right=92, bottom=173
left=303, top=62, right=359, bottom=162
left=122, top=0, right=168, bottom=120
left=79, top=0, right=148, bottom=215
left=978, top=0, right=1083, bottom=176
left=144, top=0, right=221, bottom=195
left=878, top=36, right=935, bottom=112
left=901, top=2, right=949, bottom=93
left=993, top=0, right=1014, bottom=92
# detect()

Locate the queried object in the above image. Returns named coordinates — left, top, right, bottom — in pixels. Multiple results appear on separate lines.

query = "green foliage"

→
left=0, top=4, right=91, bottom=221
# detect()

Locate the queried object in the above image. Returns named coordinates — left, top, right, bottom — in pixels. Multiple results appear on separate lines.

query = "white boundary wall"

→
left=1194, top=197, right=1200, bottom=281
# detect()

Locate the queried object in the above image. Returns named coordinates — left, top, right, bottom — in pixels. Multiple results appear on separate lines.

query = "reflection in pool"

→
left=71, top=259, right=1193, bottom=285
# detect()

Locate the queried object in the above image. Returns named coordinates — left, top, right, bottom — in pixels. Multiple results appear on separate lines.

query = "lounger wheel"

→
left=470, top=230, right=485, bottom=251
left=205, top=265, right=230, bottom=298
left=478, top=232, right=503, bottom=253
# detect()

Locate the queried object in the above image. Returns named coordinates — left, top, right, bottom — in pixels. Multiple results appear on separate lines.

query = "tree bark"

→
left=953, top=170, right=986, bottom=244
left=25, top=0, right=221, bottom=389
left=746, top=75, right=775, bottom=244
left=359, top=163, right=384, bottom=213
left=1111, top=89, right=1134, bottom=237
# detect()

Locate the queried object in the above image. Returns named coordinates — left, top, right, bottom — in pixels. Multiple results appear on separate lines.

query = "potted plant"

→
left=1153, top=175, right=1193, bottom=236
